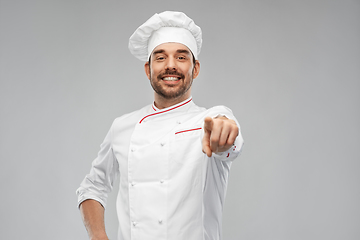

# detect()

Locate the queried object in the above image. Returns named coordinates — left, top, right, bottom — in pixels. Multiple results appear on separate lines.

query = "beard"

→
left=150, top=70, right=193, bottom=100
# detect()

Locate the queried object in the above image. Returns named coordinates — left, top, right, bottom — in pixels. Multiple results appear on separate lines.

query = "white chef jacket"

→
left=76, top=97, right=244, bottom=240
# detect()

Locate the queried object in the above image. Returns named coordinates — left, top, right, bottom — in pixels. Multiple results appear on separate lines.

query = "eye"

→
left=177, top=56, right=186, bottom=60
left=155, top=56, right=165, bottom=61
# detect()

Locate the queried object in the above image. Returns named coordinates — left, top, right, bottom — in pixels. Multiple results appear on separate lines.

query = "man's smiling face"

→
left=145, top=42, right=200, bottom=103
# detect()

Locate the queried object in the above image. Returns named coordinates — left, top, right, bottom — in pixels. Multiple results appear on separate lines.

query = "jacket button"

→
left=160, top=142, right=165, bottom=146
left=132, top=221, right=137, bottom=227
left=158, top=219, right=163, bottom=224
left=160, top=180, right=164, bottom=183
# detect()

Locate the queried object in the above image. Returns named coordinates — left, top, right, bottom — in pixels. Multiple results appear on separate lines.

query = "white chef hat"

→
left=128, top=11, right=202, bottom=61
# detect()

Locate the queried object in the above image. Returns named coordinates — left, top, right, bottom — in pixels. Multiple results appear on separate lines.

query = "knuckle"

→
left=219, top=139, right=226, bottom=147
left=211, top=136, right=219, bottom=144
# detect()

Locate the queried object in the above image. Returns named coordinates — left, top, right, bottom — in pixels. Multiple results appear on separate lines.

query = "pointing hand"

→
left=202, top=116, right=239, bottom=157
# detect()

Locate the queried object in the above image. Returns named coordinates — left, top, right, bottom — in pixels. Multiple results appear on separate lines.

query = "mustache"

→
left=157, top=70, right=185, bottom=79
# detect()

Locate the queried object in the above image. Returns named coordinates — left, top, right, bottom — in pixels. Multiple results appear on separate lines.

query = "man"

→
left=76, top=11, right=244, bottom=240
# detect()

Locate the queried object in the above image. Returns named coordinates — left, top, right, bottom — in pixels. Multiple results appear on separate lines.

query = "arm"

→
left=80, top=199, right=109, bottom=240
left=76, top=121, right=119, bottom=239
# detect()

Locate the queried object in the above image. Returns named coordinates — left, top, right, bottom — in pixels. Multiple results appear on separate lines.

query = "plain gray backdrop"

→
left=0, top=0, right=359, bottom=239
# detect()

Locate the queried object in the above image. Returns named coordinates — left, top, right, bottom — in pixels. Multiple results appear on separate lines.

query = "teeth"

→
left=163, top=77, right=179, bottom=81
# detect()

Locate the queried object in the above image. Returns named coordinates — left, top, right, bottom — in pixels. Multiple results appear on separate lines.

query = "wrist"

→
left=90, top=233, right=109, bottom=240
left=90, top=237, right=109, bottom=240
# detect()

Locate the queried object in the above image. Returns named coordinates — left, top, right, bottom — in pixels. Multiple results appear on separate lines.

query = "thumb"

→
left=204, top=117, right=213, bottom=133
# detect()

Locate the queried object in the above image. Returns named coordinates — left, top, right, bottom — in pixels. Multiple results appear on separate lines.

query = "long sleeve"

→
left=202, top=106, right=244, bottom=239
left=76, top=123, right=119, bottom=209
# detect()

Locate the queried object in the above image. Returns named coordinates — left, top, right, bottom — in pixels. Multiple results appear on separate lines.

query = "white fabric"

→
left=147, top=27, right=198, bottom=61
left=76, top=97, right=244, bottom=240
left=128, top=11, right=202, bottom=61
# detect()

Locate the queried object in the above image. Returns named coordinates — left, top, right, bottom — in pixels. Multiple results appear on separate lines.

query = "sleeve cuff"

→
left=76, top=189, right=108, bottom=209
left=213, top=134, right=244, bottom=161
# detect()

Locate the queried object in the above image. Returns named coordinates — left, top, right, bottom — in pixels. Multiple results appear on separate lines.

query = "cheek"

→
left=150, top=66, right=162, bottom=76
left=184, top=67, right=194, bottom=77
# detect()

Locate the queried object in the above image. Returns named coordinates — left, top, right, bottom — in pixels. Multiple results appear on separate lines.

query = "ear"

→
left=192, top=60, right=200, bottom=79
left=144, top=61, right=151, bottom=80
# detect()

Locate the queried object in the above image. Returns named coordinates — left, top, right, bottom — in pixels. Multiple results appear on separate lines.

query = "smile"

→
left=162, top=76, right=180, bottom=81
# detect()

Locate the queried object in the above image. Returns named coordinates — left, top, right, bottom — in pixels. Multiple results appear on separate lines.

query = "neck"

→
left=154, top=94, right=191, bottom=109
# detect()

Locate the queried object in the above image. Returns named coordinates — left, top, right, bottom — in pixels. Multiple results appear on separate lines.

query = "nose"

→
left=165, top=57, right=177, bottom=70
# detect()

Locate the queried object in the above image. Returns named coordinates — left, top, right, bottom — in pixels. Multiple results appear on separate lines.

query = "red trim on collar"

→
left=139, top=98, right=192, bottom=123
left=152, top=105, right=157, bottom=111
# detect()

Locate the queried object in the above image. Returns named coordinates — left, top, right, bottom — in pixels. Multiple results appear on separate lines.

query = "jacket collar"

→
left=140, top=96, right=194, bottom=123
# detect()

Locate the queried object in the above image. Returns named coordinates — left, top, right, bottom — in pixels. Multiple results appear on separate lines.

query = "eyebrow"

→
left=151, top=48, right=191, bottom=56
left=176, top=49, right=191, bottom=55
left=152, top=49, right=165, bottom=55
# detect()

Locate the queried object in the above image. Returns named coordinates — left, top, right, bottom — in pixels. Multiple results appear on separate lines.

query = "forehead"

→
left=151, top=42, right=192, bottom=55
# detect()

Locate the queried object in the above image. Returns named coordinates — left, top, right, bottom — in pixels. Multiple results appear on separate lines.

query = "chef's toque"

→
left=128, top=11, right=202, bottom=61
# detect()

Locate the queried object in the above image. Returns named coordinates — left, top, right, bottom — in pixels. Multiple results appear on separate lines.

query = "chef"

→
left=76, top=11, right=244, bottom=240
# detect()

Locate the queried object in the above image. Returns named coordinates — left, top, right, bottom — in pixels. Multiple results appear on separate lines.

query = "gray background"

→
left=0, top=0, right=359, bottom=239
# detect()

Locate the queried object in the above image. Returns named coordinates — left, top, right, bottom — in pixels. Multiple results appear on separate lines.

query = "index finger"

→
left=204, top=117, right=213, bottom=132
